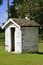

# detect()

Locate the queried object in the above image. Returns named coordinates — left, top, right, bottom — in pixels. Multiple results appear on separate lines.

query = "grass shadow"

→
left=37, top=52, right=43, bottom=54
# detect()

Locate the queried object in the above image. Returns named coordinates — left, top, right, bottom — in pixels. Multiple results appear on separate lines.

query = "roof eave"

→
left=2, top=18, right=20, bottom=29
left=21, top=25, right=40, bottom=27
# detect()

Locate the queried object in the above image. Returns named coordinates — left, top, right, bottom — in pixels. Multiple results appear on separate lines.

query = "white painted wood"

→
left=2, top=18, right=20, bottom=29
left=5, top=27, right=11, bottom=52
left=5, top=22, right=22, bottom=53
left=15, top=27, right=22, bottom=53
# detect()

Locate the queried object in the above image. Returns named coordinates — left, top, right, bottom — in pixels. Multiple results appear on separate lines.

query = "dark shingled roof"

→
left=12, top=18, right=40, bottom=27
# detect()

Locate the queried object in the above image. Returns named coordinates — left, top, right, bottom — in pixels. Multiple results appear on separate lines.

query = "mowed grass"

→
left=0, top=45, right=43, bottom=65
left=0, top=33, right=5, bottom=45
left=0, top=33, right=43, bottom=65
left=38, top=43, right=43, bottom=52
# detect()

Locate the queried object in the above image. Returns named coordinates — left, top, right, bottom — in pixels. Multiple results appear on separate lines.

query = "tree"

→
left=9, top=0, right=43, bottom=39
left=9, top=0, right=43, bottom=21
left=9, top=0, right=43, bottom=25
left=0, top=0, right=3, bottom=5
left=7, top=0, right=9, bottom=19
left=9, top=1, right=43, bottom=23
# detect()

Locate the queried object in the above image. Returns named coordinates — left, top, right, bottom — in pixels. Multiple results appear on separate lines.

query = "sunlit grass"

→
left=0, top=32, right=43, bottom=65
left=38, top=43, right=43, bottom=52
left=0, top=45, right=43, bottom=65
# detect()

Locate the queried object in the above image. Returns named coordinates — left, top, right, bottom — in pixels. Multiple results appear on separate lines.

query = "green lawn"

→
left=0, top=33, right=5, bottom=40
left=0, top=33, right=43, bottom=65
left=38, top=43, right=43, bottom=52
left=0, top=45, right=43, bottom=65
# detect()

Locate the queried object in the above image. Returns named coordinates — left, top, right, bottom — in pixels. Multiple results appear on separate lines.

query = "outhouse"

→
left=2, top=18, right=40, bottom=54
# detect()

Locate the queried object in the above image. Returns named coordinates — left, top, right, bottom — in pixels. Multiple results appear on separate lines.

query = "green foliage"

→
left=9, top=6, right=18, bottom=18
left=29, top=0, right=43, bottom=24
left=9, top=0, right=43, bottom=25
left=0, top=33, right=5, bottom=42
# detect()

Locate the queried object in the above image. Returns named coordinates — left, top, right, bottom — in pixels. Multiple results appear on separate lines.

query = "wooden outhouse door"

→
left=11, top=28, right=15, bottom=51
